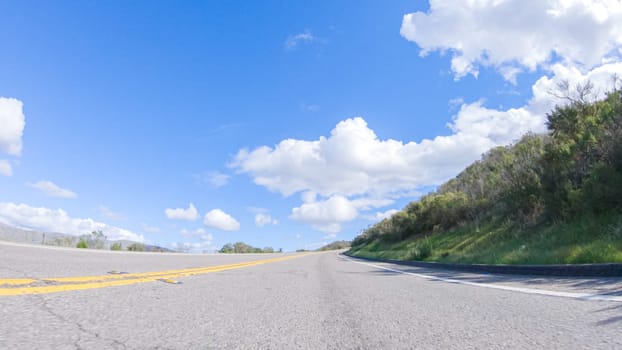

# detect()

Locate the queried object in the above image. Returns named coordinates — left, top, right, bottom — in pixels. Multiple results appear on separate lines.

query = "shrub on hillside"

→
left=128, top=243, right=145, bottom=251
left=408, top=239, right=433, bottom=261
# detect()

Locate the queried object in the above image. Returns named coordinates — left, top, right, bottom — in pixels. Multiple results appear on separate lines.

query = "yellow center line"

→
left=0, top=253, right=316, bottom=296
left=0, top=278, right=37, bottom=286
left=45, top=260, right=265, bottom=283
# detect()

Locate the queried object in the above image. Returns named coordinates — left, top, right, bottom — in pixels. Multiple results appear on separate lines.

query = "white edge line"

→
left=342, top=256, right=622, bottom=303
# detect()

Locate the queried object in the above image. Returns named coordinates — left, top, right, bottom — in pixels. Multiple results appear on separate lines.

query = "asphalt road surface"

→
left=1, top=241, right=622, bottom=349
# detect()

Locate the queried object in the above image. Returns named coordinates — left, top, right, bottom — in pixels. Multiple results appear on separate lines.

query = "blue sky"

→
left=1, top=1, right=621, bottom=251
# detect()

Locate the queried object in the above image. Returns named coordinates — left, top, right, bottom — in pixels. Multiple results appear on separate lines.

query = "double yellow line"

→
left=0, top=253, right=313, bottom=296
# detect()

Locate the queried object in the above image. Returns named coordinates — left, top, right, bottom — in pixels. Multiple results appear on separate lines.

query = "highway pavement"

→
left=1, top=241, right=622, bottom=349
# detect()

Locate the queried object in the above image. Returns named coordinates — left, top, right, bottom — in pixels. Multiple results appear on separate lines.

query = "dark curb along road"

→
left=342, top=252, right=622, bottom=277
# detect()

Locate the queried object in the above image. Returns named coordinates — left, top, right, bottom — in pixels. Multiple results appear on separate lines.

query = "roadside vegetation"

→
left=318, top=241, right=351, bottom=251
left=219, top=242, right=281, bottom=253
left=350, top=83, right=622, bottom=264
left=76, top=230, right=107, bottom=249
left=70, top=230, right=161, bottom=252
left=127, top=243, right=145, bottom=251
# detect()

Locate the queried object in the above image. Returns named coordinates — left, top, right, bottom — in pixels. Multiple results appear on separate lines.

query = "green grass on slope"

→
left=348, top=213, right=622, bottom=265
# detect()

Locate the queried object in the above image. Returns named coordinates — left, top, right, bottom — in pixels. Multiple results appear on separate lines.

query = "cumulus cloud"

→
left=255, top=213, right=278, bottom=227
left=165, top=203, right=199, bottom=221
left=203, top=209, right=240, bottom=231
left=233, top=114, right=541, bottom=200
left=364, top=209, right=400, bottom=221
left=28, top=180, right=77, bottom=199
left=0, top=202, right=145, bottom=242
left=290, top=195, right=358, bottom=234
left=401, top=0, right=622, bottom=80
left=0, top=97, right=25, bottom=156
left=350, top=197, right=396, bottom=211
left=285, top=30, right=316, bottom=50
left=0, top=160, right=12, bottom=176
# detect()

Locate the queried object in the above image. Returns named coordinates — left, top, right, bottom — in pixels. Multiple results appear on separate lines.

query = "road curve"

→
left=1, top=241, right=621, bottom=349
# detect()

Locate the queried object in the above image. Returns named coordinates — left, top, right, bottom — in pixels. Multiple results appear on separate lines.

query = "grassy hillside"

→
left=318, top=240, right=351, bottom=251
left=350, top=86, right=622, bottom=265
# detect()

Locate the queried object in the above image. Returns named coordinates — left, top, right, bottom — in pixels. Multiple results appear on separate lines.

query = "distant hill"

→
left=0, top=222, right=70, bottom=245
left=318, top=241, right=351, bottom=251
left=0, top=222, right=172, bottom=252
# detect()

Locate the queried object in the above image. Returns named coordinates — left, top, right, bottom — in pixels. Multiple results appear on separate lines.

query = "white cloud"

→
left=448, top=97, right=464, bottom=109
left=28, top=180, right=77, bottom=199
left=255, top=213, right=278, bottom=227
left=401, top=0, right=622, bottom=80
left=364, top=209, right=400, bottom=221
left=301, top=191, right=317, bottom=204
left=165, top=203, right=199, bottom=221
left=454, top=61, right=622, bottom=137
left=203, top=209, right=240, bottom=231
left=285, top=30, right=316, bottom=50
left=529, top=62, right=622, bottom=112
left=290, top=195, right=358, bottom=234
left=232, top=116, right=533, bottom=200
left=350, top=197, right=396, bottom=211
left=0, top=97, right=25, bottom=156
left=0, top=202, right=145, bottom=242
left=0, top=160, right=12, bottom=176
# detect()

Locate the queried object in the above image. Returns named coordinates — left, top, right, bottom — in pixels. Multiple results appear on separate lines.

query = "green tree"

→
left=79, top=230, right=107, bottom=249
left=219, top=243, right=234, bottom=253
left=233, top=242, right=253, bottom=253
left=219, top=242, right=273, bottom=253
left=127, top=243, right=145, bottom=251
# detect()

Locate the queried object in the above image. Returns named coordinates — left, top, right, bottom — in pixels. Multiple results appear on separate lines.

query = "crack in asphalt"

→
left=1, top=265, right=31, bottom=280
left=35, top=295, right=127, bottom=350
